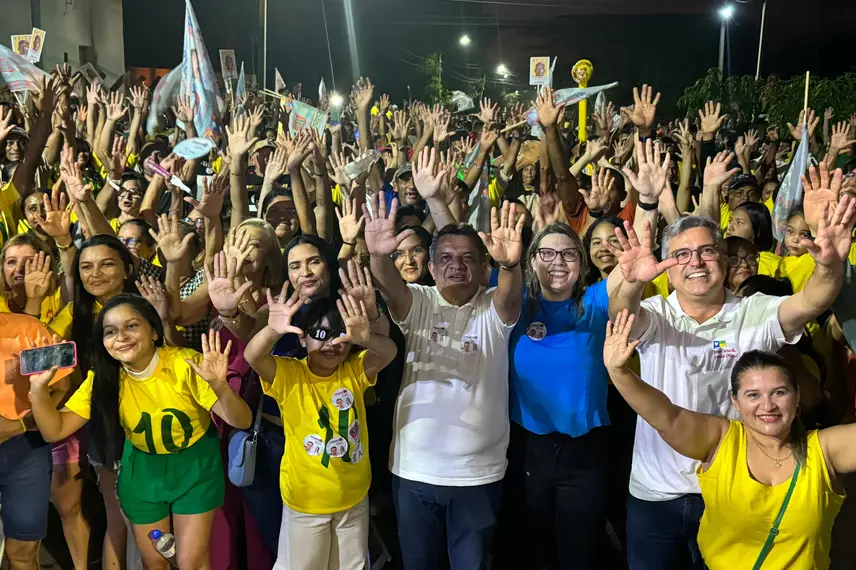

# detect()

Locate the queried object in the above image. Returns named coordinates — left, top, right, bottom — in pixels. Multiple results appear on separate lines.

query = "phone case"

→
left=19, top=342, right=78, bottom=376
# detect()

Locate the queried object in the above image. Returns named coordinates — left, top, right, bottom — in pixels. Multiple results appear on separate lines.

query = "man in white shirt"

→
left=608, top=196, right=854, bottom=570
left=365, top=191, right=524, bottom=570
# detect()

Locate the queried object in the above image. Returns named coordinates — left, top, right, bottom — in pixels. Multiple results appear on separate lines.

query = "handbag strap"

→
left=751, top=461, right=801, bottom=570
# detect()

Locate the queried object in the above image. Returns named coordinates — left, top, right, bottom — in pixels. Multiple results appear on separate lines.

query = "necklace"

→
left=748, top=430, right=793, bottom=468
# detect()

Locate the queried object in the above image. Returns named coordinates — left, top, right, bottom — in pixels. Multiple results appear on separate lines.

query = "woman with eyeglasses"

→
left=725, top=236, right=761, bottom=292
left=504, top=222, right=614, bottom=569
left=106, top=172, right=145, bottom=232
left=725, top=201, right=780, bottom=277
left=392, top=224, right=434, bottom=285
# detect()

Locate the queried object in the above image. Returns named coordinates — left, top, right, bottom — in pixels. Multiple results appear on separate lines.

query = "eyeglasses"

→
left=536, top=248, right=580, bottom=263
left=306, top=326, right=344, bottom=342
left=670, top=245, right=721, bottom=265
left=119, top=237, right=140, bottom=247
left=726, top=253, right=760, bottom=268
left=119, top=188, right=143, bottom=199
left=391, top=246, right=426, bottom=261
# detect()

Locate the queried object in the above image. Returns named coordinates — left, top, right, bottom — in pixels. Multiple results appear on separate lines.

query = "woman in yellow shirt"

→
left=29, top=294, right=251, bottom=570
left=244, top=290, right=396, bottom=570
left=605, top=310, right=848, bottom=570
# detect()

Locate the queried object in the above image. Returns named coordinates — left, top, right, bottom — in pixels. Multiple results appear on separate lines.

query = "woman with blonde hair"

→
left=0, top=233, right=63, bottom=322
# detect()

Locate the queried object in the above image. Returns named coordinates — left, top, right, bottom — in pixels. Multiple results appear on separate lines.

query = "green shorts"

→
left=117, top=427, right=224, bottom=525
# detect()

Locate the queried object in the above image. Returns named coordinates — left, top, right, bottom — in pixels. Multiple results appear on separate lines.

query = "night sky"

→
left=122, top=0, right=856, bottom=116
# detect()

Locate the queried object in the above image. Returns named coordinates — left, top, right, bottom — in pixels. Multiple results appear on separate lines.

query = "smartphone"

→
left=19, top=342, right=77, bottom=376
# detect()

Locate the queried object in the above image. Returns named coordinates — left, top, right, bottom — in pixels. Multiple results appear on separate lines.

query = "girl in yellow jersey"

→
left=780, top=207, right=816, bottom=293
left=605, top=311, right=849, bottom=570
left=29, top=294, right=252, bottom=570
left=244, top=290, right=396, bottom=570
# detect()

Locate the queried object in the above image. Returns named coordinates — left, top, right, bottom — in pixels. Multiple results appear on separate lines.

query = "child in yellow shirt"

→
left=244, top=289, right=396, bottom=570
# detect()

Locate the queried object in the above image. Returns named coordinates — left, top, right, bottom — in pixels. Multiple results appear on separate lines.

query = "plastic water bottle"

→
left=148, top=530, right=177, bottom=567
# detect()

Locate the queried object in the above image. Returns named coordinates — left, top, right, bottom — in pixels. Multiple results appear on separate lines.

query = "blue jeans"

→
left=626, top=494, right=705, bottom=570
left=241, top=419, right=285, bottom=556
left=0, top=433, right=52, bottom=541
left=393, top=475, right=502, bottom=570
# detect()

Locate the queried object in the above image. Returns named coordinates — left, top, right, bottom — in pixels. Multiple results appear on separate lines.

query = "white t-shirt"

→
left=390, top=284, right=516, bottom=486
left=629, top=290, right=799, bottom=501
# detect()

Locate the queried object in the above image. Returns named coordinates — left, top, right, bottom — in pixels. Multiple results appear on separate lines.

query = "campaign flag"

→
left=10, top=35, right=31, bottom=56
left=318, top=78, right=328, bottom=110
left=773, top=124, right=809, bottom=242
left=0, top=44, right=50, bottom=93
left=529, top=57, right=550, bottom=86
left=219, top=49, right=237, bottom=80
left=235, top=62, right=246, bottom=103
left=524, top=82, right=619, bottom=126
left=274, top=68, right=286, bottom=92
left=451, top=91, right=475, bottom=113
left=27, top=28, right=46, bottom=63
left=289, top=100, right=327, bottom=138
left=180, top=0, right=222, bottom=141
left=146, top=66, right=181, bottom=136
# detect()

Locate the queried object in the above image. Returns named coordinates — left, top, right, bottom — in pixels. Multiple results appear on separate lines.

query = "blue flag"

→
left=181, top=0, right=222, bottom=141
left=236, top=62, right=246, bottom=104
left=773, top=125, right=809, bottom=242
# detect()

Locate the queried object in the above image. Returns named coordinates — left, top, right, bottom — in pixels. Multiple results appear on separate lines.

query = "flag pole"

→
left=803, top=71, right=810, bottom=116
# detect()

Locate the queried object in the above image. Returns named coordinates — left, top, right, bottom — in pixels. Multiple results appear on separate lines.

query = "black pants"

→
left=497, top=423, right=610, bottom=570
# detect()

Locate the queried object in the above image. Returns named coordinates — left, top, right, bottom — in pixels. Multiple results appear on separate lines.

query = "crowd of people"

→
left=0, top=61, right=855, bottom=570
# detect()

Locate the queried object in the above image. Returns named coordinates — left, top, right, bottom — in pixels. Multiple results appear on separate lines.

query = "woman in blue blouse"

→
left=505, top=222, right=612, bottom=570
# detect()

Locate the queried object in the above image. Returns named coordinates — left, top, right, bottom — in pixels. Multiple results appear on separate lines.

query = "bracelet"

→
left=56, top=239, right=74, bottom=251
left=638, top=200, right=659, bottom=211
left=498, top=260, right=520, bottom=271
left=589, top=210, right=605, bottom=219
left=342, top=241, right=356, bottom=246
left=218, top=311, right=243, bottom=323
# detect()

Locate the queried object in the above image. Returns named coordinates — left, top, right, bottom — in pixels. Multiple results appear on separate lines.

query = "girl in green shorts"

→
left=29, top=294, right=252, bottom=570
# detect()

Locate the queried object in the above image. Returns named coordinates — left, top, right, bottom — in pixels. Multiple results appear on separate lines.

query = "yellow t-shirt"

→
left=109, top=217, right=121, bottom=232
left=648, top=273, right=671, bottom=299
left=764, top=195, right=774, bottom=216
left=697, top=421, right=843, bottom=570
left=64, top=346, right=219, bottom=454
left=849, top=242, right=856, bottom=266
left=0, top=288, right=63, bottom=324
left=758, top=251, right=781, bottom=278
left=49, top=302, right=103, bottom=340
left=719, top=202, right=731, bottom=232
left=778, top=254, right=815, bottom=293
left=262, top=351, right=375, bottom=514
left=0, top=181, right=22, bottom=246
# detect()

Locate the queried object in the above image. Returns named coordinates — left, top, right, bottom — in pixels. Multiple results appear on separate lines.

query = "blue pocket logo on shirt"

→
left=712, top=340, right=727, bottom=350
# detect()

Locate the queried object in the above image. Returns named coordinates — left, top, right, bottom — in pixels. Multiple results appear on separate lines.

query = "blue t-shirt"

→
left=509, top=280, right=611, bottom=437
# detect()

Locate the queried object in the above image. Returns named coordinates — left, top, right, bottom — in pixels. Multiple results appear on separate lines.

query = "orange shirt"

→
left=563, top=198, right=636, bottom=236
left=0, top=313, right=73, bottom=420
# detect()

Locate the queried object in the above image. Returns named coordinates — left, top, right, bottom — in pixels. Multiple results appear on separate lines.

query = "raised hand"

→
left=266, top=284, right=306, bottom=336
left=171, top=93, right=196, bottom=124
left=105, top=90, right=128, bottom=122
left=413, top=146, right=443, bottom=200
left=580, top=168, right=614, bottom=212
left=103, top=135, right=127, bottom=181
left=533, top=87, right=566, bottom=128
left=703, top=150, right=741, bottom=188
left=534, top=191, right=563, bottom=231
left=801, top=162, right=844, bottom=230
left=150, top=214, right=195, bottom=263
left=603, top=310, right=641, bottom=371
left=206, top=251, right=254, bottom=316
left=353, top=77, right=374, bottom=110
left=248, top=105, right=265, bottom=133
left=603, top=220, right=678, bottom=283
left=24, top=252, right=52, bottom=302
left=226, top=114, right=260, bottom=159
left=625, top=140, right=670, bottom=203
left=698, top=101, right=728, bottom=137
left=338, top=259, right=376, bottom=311
left=328, top=151, right=350, bottom=187
left=35, top=188, right=71, bottom=241
left=620, top=84, right=661, bottom=129
left=0, top=106, right=15, bottom=142
left=224, top=226, right=255, bottom=271
left=185, top=331, right=232, bottom=387
left=478, top=201, right=526, bottom=267
left=830, top=120, right=856, bottom=151
left=136, top=275, right=170, bottom=323
left=433, top=111, right=452, bottom=145
left=332, top=294, right=371, bottom=346
left=379, top=93, right=391, bottom=112
left=824, top=107, right=835, bottom=122
left=59, top=145, right=93, bottom=203
left=130, top=85, right=149, bottom=111
left=362, top=193, right=413, bottom=256
left=673, top=118, right=694, bottom=151
left=336, top=196, right=366, bottom=245
left=480, top=127, right=499, bottom=150
left=803, top=195, right=856, bottom=268
left=286, top=129, right=315, bottom=171
left=186, top=172, right=227, bottom=218
left=744, top=128, right=760, bottom=150
left=476, top=97, right=498, bottom=125
left=391, top=110, right=411, bottom=141
left=787, top=108, right=820, bottom=141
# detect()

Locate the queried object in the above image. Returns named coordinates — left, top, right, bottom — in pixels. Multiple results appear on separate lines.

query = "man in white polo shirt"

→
left=607, top=197, right=855, bottom=569
left=365, top=192, right=524, bottom=570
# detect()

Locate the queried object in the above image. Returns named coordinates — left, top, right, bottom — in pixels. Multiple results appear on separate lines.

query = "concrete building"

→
left=1, top=0, right=125, bottom=82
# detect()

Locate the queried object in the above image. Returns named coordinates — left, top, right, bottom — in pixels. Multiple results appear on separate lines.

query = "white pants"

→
left=274, top=497, right=369, bottom=570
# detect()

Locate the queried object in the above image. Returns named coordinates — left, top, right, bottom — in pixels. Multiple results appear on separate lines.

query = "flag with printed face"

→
left=773, top=124, right=809, bottom=241
left=0, top=43, right=50, bottom=93
left=146, top=66, right=181, bottom=136
left=289, top=100, right=327, bottom=138
left=236, top=62, right=246, bottom=103
left=274, top=68, right=286, bottom=92
left=180, top=0, right=222, bottom=141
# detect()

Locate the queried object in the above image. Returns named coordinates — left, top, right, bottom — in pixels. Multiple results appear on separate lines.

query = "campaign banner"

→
left=27, top=28, right=46, bottom=63
left=146, top=65, right=181, bottom=136
left=181, top=0, right=222, bottom=141
left=529, top=57, right=550, bottom=86
left=10, top=35, right=31, bottom=56
left=289, top=100, right=327, bottom=138
left=0, top=44, right=50, bottom=93
left=219, top=49, right=237, bottom=80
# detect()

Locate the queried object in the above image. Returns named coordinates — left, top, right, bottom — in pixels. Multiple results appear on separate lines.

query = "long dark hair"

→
left=524, top=223, right=588, bottom=320
left=735, top=201, right=775, bottom=251
left=90, top=294, right=165, bottom=466
left=730, top=350, right=807, bottom=465
left=583, top=215, right=625, bottom=286
left=71, top=235, right=137, bottom=375
left=282, top=234, right=342, bottom=298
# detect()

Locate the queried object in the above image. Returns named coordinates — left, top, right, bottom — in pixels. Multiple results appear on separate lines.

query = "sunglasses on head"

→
left=306, top=326, right=345, bottom=342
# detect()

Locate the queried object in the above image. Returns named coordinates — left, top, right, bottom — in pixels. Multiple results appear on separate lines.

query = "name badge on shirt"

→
left=332, top=388, right=354, bottom=411
left=461, top=333, right=480, bottom=354
left=526, top=321, right=547, bottom=340
left=430, top=324, right=447, bottom=343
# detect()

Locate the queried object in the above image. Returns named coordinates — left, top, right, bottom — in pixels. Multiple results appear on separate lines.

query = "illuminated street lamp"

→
left=718, top=4, right=734, bottom=75
left=496, top=63, right=510, bottom=79
left=330, top=92, right=344, bottom=108
left=459, top=34, right=471, bottom=47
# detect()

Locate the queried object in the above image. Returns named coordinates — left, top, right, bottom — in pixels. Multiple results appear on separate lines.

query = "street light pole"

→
left=718, top=20, right=726, bottom=75
left=262, top=0, right=268, bottom=89
left=755, top=0, right=767, bottom=80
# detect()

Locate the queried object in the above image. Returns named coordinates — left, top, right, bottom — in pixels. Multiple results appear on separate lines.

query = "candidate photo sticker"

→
left=303, top=434, right=324, bottom=457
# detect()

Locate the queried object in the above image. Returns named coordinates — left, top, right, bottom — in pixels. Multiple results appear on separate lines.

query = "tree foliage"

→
left=419, top=52, right=451, bottom=106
